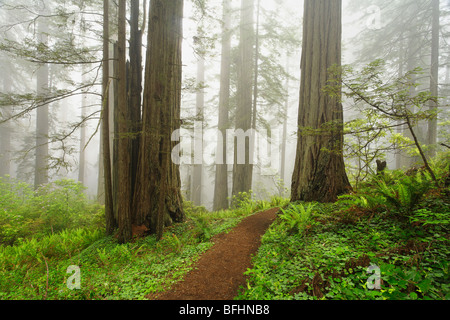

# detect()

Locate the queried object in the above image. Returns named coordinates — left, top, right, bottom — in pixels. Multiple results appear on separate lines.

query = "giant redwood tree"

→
left=102, top=0, right=185, bottom=243
left=291, top=0, right=351, bottom=203
left=133, top=0, right=185, bottom=241
left=232, top=0, right=254, bottom=200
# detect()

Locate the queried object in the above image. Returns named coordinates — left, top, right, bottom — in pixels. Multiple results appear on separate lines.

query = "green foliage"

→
left=0, top=193, right=274, bottom=300
left=410, top=209, right=449, bottom=226
left=279, top=203, right=316, bottom=236
left=326, top=60, right=446, bottom=187
left=191, top=215, right=212, bottom=242
left=374, top=172, right=434, bottom=217
left=238, top=156, right=449, bottom=301
left=0, top=178, right=104, bottom=246
left=337, top=192, right=386, bottom=212
left=1, top=164, right=447, bottom=300
left=268, top=195, right=290, bottom=208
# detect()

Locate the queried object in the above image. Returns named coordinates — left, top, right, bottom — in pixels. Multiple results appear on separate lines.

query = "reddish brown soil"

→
left=148, top=207, right=279, bottom=300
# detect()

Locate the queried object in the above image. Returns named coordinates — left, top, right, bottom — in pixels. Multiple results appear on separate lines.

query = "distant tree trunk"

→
left=0, top=71, right=12, bottom=177
left=213, top=0, right=232, bottom=211
left=112, top=42, right=119, bottom=226
left=102, top=0, right=116, bottom=235
left=291, top=0, right=351, bottom=203
left=249, top=0, right=260, bottom=190
left=427, top=0, right=439, bottom=155
left=78, top=67, right=88, bottom=186
left=35, top=19, right=49, bottom=189
left=401, top=3, right=422, bottom=168
left=396, top=31, right=405, bottom=170
left=192, top=53, right=204, bottom=207
left=280, top=54, right=290, bottom=187
left=116, top=0, right=132, bottom=243
left=232, top=0, right=254, bottom=201
left=134, top=0, right=185, bottom=238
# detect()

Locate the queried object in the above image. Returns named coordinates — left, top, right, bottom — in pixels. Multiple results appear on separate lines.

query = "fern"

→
left=337, top=193, right=385, bottom=211
left=279, top=203, right=316, bottom=235
left=374, top=173, right=433, bottom=216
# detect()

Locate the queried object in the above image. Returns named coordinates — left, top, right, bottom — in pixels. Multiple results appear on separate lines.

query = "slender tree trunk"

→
left=249, top=0, right=260, bottom=192
left=402, top=3, right=421, bottom=168
left=102, top=0, right=116, bottom=235
left=117, top=0, right=132, bottom=243
left=291, top=0, right=351, bottom=203
left=405, top=116, right=437, bottom=183
left=35, top=19, right=49, bottom=189
left=213, top=0, right=232, bottom=211
left=396, top=31, right=405, bottom=170
left=78, top=66, right=88, bottom=185
left=192, top=54, right=204, bottom=206
left=427, top=0, right=439, bottom=155
left=232, top=0, right=254, bottom=201
left=129, top=0, right=143, bottom=210
left=0, top=71, right=12, bottom=177
left=112, top=42, right=119, bottom=225
left=134, top=0, right=185, bottom=235
left=280, top=54, right=290, bottom=188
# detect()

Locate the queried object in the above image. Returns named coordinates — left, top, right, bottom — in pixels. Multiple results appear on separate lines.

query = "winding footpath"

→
left=149, top=207, right=279, bottom=300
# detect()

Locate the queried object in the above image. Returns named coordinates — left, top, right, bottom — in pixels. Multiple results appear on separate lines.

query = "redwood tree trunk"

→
left=35, top=19, right=49, bottom=189
left=129, top=0, right=143, bottom=206
left=427, top=0, right=439, bottom=155
left=213, top=0, right=232, bottom=211
left=291, top=0, right=351, bottom=203
left=232, top=0, right=254, bottom=201
left=134, top=0, right=185, bottom=234
left=117, top=0, right=132, bottom=243
left=102, top=0, right=116, bottom=235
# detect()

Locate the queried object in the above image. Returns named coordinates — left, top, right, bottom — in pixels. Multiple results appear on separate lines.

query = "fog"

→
left=0, top=0, right=449, bottom=210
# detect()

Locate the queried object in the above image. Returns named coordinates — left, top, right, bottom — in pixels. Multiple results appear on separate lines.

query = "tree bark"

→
left=192, top=53, right=204, bottom=207
left=102, top=0, right=116, bottom=235
left=232, top=0, right=254, bottom=201
left=213, top=0, right=232, bottom=211
left=35, top=19, right=49, bottom=189
left=134, top=0, right=185, bottom=234
left=280, top=54, right=290, bottom=187
left=116, top=0, right=132, bottom=243
left=427, top=0, right=439, bottom=155
left=291, top=0, right=351, bottom=203
left=78, top=66, right=88, bottom=186
left=129, top=0, right=143, bottom=208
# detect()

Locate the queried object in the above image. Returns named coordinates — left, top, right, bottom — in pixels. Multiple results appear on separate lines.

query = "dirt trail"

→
left=149, top=207, right=279, bottom=300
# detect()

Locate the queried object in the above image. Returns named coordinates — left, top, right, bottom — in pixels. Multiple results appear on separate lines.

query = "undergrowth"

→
left=237, top=161, right=450, bottom=300
left=0, top=185, right=285, bottom=300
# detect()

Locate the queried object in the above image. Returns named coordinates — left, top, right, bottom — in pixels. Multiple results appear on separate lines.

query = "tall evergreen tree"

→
left=232, top=0, right=254, bottom=201
left=133, top=0, right=185, bottom=241
left=34, top=17, right=50, bottom=189
left=291, top=0, right=351, bottom=203
left=213, top=0, right=232, bottom=211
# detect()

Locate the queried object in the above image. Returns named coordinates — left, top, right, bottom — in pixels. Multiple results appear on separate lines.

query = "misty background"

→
left=0, top=0, right=449, bottom=211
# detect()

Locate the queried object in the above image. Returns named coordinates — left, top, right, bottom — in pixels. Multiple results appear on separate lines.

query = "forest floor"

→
left=148, top=207, right=279, bottom=300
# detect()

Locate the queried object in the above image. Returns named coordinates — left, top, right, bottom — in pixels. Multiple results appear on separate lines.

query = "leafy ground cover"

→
left=1, top=160, right=448, bottom=300
left=237, top=165, right=450, bottom=300
left=0, top=180, right=284, bottom=300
